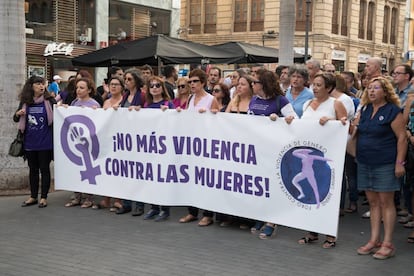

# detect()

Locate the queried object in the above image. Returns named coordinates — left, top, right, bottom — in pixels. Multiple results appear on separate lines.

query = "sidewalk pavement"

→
left=0, top=191, right=412, bottom=276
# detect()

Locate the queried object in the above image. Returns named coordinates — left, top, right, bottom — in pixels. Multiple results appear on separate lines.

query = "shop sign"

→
left=408, top=51, right=414, bottom=61
left=44, top=42, right=74, bottom=57
left=331, top=50, right=346, bottom=61
left=358, top=54, right=371, bottom=63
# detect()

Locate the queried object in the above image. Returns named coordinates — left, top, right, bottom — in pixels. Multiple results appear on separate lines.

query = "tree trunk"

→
left=279, top=0, right=296, bottom=65
left=0, top=1, right=28, bottom=194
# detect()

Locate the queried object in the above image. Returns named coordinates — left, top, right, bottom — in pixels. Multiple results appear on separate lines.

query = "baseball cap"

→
left=53, top=75, right=63, bottom=81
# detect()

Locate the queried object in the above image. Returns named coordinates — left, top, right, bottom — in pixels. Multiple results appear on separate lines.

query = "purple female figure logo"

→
left=291, top=148, right=332, bottom=208
left=60, top=115, right=101, bottom=184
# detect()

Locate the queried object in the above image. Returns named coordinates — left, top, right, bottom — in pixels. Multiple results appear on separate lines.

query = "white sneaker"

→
left=362, top=211, right=370, bottom=219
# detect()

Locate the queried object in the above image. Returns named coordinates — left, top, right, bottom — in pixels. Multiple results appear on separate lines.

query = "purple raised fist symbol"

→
left=61, top=115, right=101, bottom=184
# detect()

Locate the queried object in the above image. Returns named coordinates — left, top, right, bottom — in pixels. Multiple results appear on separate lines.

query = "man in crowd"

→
left=48, top=75, right=62, bottom=97
left=205, top=66, right=221, bottom=94
left=275, top=65, right=290, bottom=93
left=306, top=59, right=323, bottom=88
left=364, top=57, right=383, bottom=80
left=323, top=63, right=336, bottom=74
left=163, top=65, right=178, bottom=100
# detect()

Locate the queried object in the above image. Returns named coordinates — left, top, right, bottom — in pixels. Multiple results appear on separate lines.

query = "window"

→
left=390, top=8, right=398, bottom=44
left=189, top=0, right=201, bottom=34
left=341, top=0, right=349, bottom=36
left=332, top=0, right=339, bottom=34
left=78, top=0, right=95, bottom=46
left=204, top=0, right=217, bottom=33
left=383, top=6, right=390, bottom=43
left=296, top=0, right=312, bottom=32
left=234, top=0, right=248, bottom=32
left=25, top=0, right=54, bottom=40
left=250, top=0, right=264, bottom=31
left=367, top=2, right=375, bottom=41
left=358, top=0, right=367, bottom=39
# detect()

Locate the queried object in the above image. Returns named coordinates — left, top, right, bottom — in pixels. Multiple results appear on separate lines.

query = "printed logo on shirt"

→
left=60, top=115, right=101, bottom=184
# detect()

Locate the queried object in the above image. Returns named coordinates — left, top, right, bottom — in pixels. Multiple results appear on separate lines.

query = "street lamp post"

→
left=304, top=0, right=312, bottom=62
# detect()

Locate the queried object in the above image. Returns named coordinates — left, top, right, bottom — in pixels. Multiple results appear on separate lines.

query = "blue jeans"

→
left=122, top=200, right=144, bottom=209
left=345, top=153, right=358, bottom=204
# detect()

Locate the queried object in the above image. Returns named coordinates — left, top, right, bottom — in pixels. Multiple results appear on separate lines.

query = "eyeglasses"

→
left=109, top=83, right=121, bottom=87
left=213, top=89, right=221, bottom=93
left=392, top=72, right=407, bottom=76
left=230, top=75, right=238, bottom=79
left=188, top=79, right=201, bottom=84
left=150, top=83, right=161, bottom=88
left=177, top=84, right=186, bottom=89
left=252, top=80, right=262, bottom=84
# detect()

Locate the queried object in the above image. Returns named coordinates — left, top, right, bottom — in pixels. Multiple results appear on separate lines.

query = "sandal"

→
left=259, top=224, right=277, bottom=240
left=250, top=221, right=264, bottom=234
left=298, top=234, right=319, bottom=245
left=345, top=205, right=357, bottom=213
left=198, top=216, right=213, bottom=227
left=65, top=198, right=80, bottom=207
left=373, top=242, right=395, bottom=260
left=322, top=238, right=336, bottom=249
left=21, top=198, right=38, bottom=207
left=357, top=240, right=381, bottom=255
left=179, top=214, right=197, bottom=223
left=403, top=221, right=414, bottom=228
left=80, top=200, right=93, bottom=208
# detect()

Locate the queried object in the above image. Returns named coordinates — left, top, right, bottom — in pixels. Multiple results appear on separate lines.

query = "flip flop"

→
left=322, top=239, right=336, bottom=249
left=298, top=235, right=319, bottom=244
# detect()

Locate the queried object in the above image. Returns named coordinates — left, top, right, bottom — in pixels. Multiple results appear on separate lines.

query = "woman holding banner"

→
left=141, top=76, right=175, bottom=222
left=178, top=68, right=219, bottom=227
left=116, top=68, right=147, bottom=216
left=219, top=74, right=255, bottom=228
left=295, top=72, right=347, bottom=248
left=355, top=77, right=406, bottom=259
left=64, top=77, right=101, bottom=209
left=248, top=68, right=298, bottom=239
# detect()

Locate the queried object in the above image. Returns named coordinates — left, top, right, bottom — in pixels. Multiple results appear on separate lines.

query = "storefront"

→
left=357, top=53, right=371, bottom=73
left=331, top=50, right=346, bottom=72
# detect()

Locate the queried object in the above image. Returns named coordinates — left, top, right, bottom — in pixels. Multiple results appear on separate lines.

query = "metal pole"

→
left=304, top=0, right=311, bottom=62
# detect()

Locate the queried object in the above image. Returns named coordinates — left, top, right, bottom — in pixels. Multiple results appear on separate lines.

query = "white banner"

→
left=54, top=106, right=348, bottom=236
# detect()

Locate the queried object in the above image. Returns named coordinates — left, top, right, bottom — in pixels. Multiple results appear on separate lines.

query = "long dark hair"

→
left=256, top=69, right=284, bottom=98
left=19, top=76, right=53, bottom=105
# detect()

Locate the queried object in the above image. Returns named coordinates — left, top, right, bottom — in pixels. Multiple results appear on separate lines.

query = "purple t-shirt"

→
left=145, top=100, right=175, bottom=109
left=248, top=95, right=291, bottom=116
left=24, top=102, right=53, bottom=151
left=71, top=98, right=101, bottom=108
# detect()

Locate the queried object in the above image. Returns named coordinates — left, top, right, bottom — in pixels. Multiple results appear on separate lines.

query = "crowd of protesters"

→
left=13, top=58, right=414, bottom=259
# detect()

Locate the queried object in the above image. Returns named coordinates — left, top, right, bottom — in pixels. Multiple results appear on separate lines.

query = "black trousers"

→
left=25, top=150, right=53, bottom=199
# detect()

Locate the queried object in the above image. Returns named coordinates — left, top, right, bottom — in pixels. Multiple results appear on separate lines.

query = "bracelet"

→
left=396, top=160, right=406, bottom=166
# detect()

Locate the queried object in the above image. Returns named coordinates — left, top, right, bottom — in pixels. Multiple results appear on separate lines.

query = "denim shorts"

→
left=357, top=162, right=400, bottom=192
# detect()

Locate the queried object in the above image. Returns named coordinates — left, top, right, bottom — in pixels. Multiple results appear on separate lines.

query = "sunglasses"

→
left=124, top=77, right=133, bottom=81
left=188, top=79, right=201, bottom=84
left=177, top=84, right=186, bottom=89
left=150, top=83, right=161, bottom=88
left=213, top=89, right=221, bottom=93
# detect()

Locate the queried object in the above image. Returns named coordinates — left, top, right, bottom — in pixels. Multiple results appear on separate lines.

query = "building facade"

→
left=179, top=0, right=408, bottom=73
left=24, top=0, right=179, bottom=83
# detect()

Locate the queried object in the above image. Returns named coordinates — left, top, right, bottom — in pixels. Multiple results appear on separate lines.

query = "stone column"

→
left=0, top=1, right=27, bottom=194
